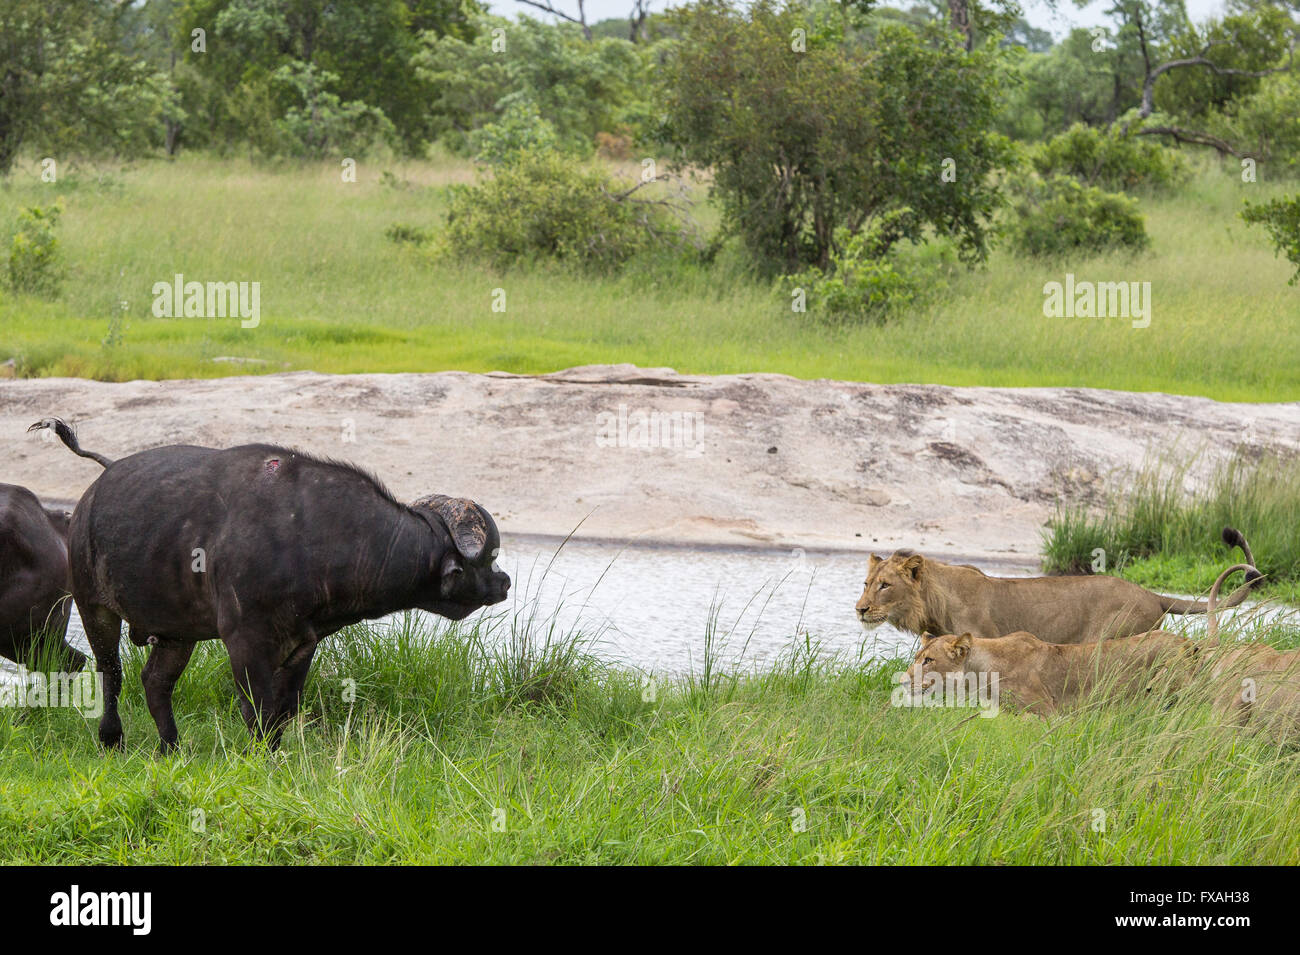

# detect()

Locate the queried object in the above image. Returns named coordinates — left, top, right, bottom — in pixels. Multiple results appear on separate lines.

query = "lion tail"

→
left=1157, top=527, right=1264, bottom=622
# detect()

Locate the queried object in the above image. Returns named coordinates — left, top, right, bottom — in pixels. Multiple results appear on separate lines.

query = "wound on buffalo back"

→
left=263, top=457, right=281, bottom=476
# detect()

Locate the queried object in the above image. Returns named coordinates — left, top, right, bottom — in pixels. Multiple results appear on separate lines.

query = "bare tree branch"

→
left=1134, top=125, right=1246, bottom=157
left=1137, top=37, right=1297, bottom=121
left=513, top=0, right=592, bottom=41
left=1119, top=16, right=1298, bottom=154
left=629, top=0, right=650, bottom=43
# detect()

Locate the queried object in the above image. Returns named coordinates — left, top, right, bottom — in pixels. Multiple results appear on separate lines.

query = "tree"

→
left=172, top=0, right=476, bottom=155
left=1126, top=0, right=1298, bottom=154
left=658, top=1, right=1014, bottom=273
left=0, top=0, right=170, bottom=174
left=415, top=14, right=646, bottom=155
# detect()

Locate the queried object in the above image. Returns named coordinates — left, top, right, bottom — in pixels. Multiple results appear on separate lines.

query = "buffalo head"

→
left=410, top=494, right=511, bottom=620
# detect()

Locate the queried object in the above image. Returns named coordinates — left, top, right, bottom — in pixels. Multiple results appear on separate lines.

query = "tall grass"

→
left=1, top=153, right=1298, bottom=399
left=1043, top=447, right=1300, bottom=597
left=3, top=599, right=1300, bottom=863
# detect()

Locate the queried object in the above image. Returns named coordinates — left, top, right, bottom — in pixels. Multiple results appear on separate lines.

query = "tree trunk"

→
left=947, top=0, right=973, bottom=53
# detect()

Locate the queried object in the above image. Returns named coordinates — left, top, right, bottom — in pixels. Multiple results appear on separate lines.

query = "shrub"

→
left=1241, top=194, right=1300, bottom=285
left=596, top=129, right=634, bottom=160
left=438, top=148, right=695, bottom=272
left=384, top=223, right=434, bottom=246
left=467, top=100, right=561, bottom=166
left=1216, top=73, right=1300, bottom=176
left=272, top=64, right=396, bottom=158
left=1030, top=123, right=1188, bottom=193
left=416, top=15, right=647, bottom=158
left=7, top=200, right=65, bottom=298
left=779, top=211, right=940, bottom=321
left=1008, top=176, right=1149, bottom=258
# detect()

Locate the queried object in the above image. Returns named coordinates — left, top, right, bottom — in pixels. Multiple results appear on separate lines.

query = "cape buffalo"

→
left=33, top=418, right=510, bottom=753
left=0, top=482, right=86, bottom=670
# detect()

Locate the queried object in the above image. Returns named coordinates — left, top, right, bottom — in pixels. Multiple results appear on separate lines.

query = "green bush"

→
left=779, top=211, right=940, bottom=321
left=415, top=14, right=648, bottom=157
left=438, top=148, right=694, bottom=272
left=7, top=200, right=65, bottom=298
left=384, top=223, right=434, bottom=246
left=1030, top=123, right=1187, bottom=193
left=1241, top=194, right=1300, bottom=285
left=1008, top=175, right=1149, bottom=258
left=467, top=100, right=561, bottom=166
left=272, top=64, right=396, bottom=158
left=1216, top=73, right=1300, bottom=177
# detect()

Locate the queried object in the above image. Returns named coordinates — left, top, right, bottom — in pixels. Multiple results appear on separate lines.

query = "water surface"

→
left=38, top=537, right=1288, bottom=678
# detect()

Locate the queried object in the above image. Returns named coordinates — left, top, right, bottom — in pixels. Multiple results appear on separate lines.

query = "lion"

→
left=1196, top=574, right=1300, bottom=737
left=857, top=527, right=1262, bottom=645
left=904, top=628, right=1194, bottom=716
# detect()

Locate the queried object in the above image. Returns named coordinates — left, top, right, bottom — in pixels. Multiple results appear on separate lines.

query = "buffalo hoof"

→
left=98, top=720, right=124, bottom=751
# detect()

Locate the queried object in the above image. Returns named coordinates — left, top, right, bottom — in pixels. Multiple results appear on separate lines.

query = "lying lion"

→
left=1197, top=576, right=1300, bottom=738
left=858, top=527, right=1262, bottom=644
left=905, top=629, right=1193, bottom=716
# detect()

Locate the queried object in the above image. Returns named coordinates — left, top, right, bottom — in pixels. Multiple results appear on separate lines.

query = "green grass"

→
left=2, top=608, right=1299, bottom=864
left=1044, top=448, right=1300, bottom=600
left=1, top=153, right=1297, bottom=399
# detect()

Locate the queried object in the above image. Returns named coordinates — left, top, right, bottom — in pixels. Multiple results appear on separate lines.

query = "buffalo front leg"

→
left=141, top=641, right=196, bottom=755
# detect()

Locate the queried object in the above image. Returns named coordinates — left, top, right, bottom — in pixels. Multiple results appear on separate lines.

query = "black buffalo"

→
left=0, top=483, right=86, bottom=670
left=35, top=418, right=510, bottom=752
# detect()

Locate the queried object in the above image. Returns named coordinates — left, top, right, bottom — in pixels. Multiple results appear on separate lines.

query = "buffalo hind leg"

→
left=80, top=603, right=125, bottom=750
left=226, top=638, right=277, bottom=748
left=141, top=641, right=196, bottom=755
left=269, top=639, right=319, bottom=745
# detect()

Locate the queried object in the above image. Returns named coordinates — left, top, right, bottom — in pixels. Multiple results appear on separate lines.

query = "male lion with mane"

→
left=857, top=527, right=1262, bottom=645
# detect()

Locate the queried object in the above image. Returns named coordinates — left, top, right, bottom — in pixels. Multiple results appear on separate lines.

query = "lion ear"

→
left=900, top=554, right=924, bottom=578
left=951, top=632, right=973, bottom=659
left=868, top=553, right=882, bottom=568
left=920, top=631, right=938, bottom=645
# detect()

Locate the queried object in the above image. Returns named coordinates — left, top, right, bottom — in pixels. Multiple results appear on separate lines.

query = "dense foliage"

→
left=438, top=148, right=695, bottom=272
left=1030, top=123, right=1187, bottom=193
left=1, top=0, right=1297, bottom=297
left=1242, top=193, right=1300, bottom=283
left=1008, top=175, right=1150, bottom=257
left=658, top=3, right=1014, bottom=274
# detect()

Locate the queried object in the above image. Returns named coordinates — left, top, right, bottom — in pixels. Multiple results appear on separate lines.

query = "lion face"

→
left=855, top=552, right=925, bottom=631
left=905, top=632, right=973, bottom=697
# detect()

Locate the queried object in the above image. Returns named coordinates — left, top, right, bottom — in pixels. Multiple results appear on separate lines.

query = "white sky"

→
left=487, top=0, right=1232, bottom=40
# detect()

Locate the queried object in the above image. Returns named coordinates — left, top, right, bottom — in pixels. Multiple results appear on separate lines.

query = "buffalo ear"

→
left=412, top=494, right=497, bottom=562
left=439, top=552, right=463, bottom=597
